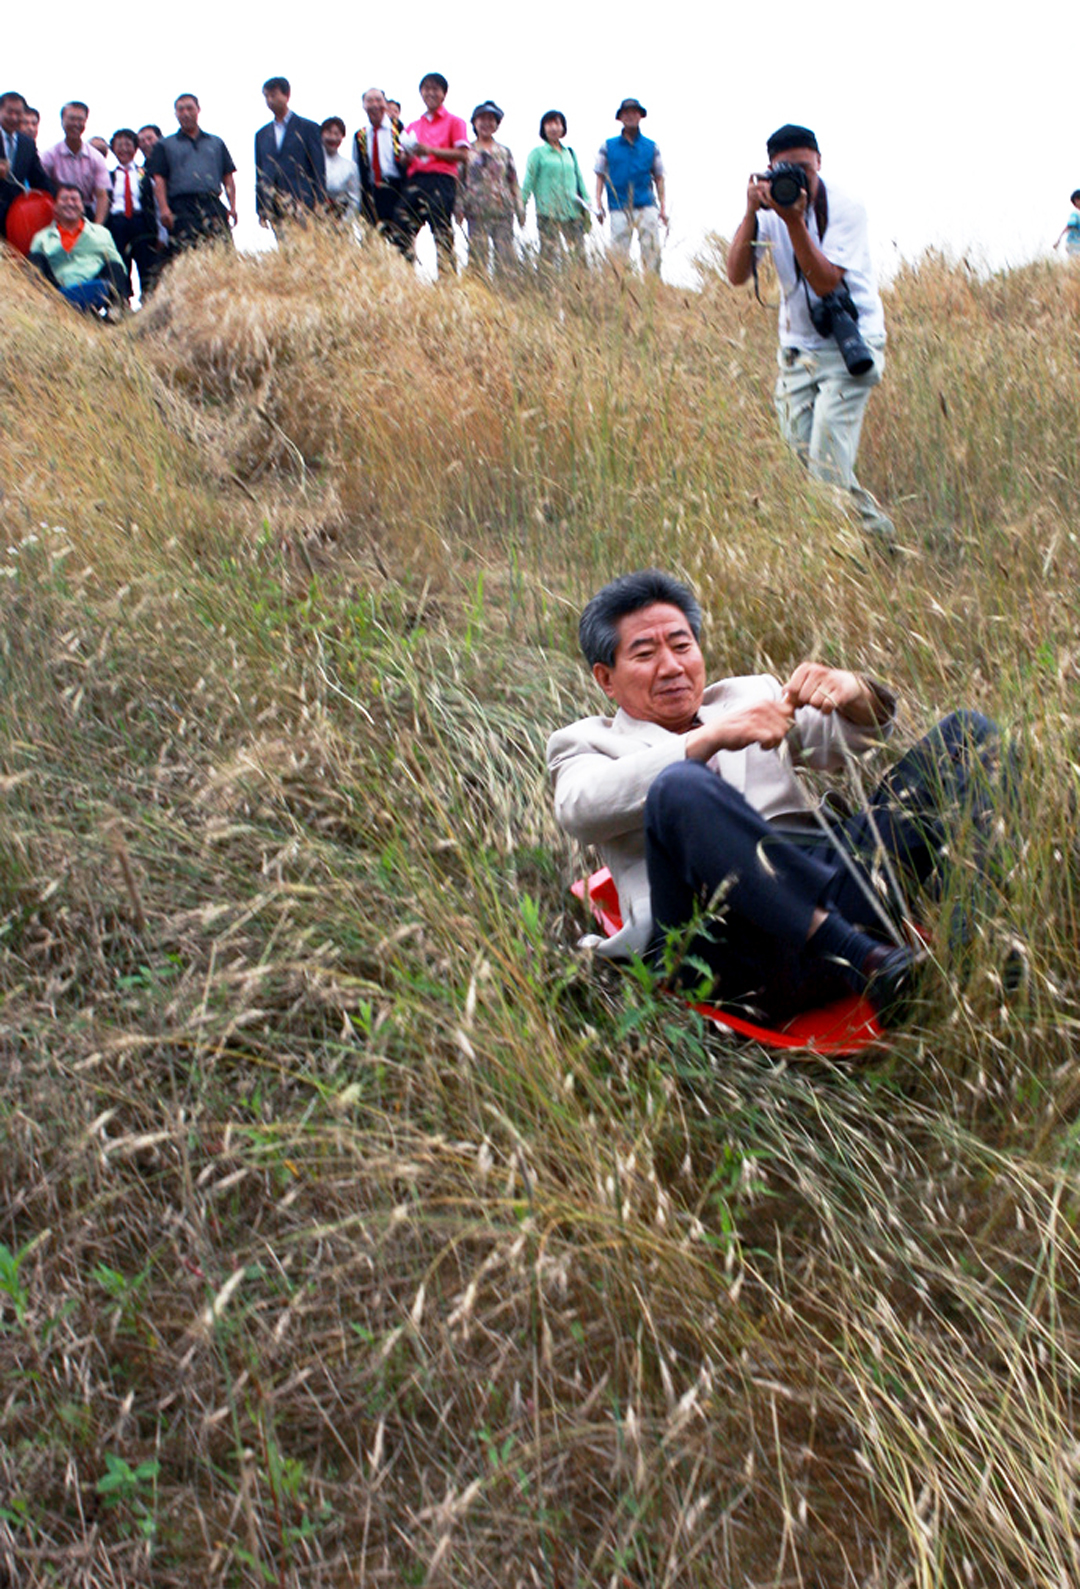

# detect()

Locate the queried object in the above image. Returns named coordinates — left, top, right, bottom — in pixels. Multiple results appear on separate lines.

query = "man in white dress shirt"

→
left=354, top=87, right=404, bottom=233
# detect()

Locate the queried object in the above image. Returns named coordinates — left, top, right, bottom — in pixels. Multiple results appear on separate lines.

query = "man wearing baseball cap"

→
left=727, top=123, right=896, bottom=551
left=594, top=97, right=667, bottom=275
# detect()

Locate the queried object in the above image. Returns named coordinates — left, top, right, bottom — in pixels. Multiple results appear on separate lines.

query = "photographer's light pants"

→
left=774, top=339, right=896, bottom=545
left=609, top=206, right=661, bottom=273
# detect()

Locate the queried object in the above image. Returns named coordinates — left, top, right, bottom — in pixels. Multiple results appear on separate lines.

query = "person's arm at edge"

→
left=520, top=147, right=537, bottom=211
left=507, top=152, right=524, bottom=225
left=655, top=172, right=667, bottom=227
left=223, top=171, right=237, bottom=225
left=29, top=146, right=52, bottom=193
left=29, top=241, right=60, bottom=288
left=573, top=150, right=589, bottom=206
left=727, top=179, right=763, bottom=285
left=309, top=121, right=327, bottom=201
left=151, top=172, right=172, bottom=230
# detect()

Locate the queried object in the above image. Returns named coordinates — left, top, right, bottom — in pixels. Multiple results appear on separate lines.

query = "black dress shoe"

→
left=862, top=943, right=926, bottom=1028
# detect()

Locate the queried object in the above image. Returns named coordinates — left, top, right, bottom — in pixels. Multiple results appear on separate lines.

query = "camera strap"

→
left=749, top=213, right=770, bottom=307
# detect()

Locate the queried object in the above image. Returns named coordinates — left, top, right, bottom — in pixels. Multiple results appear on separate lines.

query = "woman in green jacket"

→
left=521, top=110, right=589, bottom=270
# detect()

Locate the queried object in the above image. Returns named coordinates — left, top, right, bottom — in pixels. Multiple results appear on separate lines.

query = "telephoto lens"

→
left=808, top=288, right=875, bottom=377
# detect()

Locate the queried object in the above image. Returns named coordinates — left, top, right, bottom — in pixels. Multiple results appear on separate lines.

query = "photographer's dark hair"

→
left=579, top=571, right=702, bottom=668
left=263, top=77, right=290, bottom=97
left=539, top=109, right=567, bottom=142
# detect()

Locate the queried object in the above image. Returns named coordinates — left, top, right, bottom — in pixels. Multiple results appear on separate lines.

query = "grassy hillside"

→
left=2, top=231, right=1080, bottom=1588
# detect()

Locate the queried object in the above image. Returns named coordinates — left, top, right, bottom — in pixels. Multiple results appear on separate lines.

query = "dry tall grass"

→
left=2, top=229, right=1080, bottom=1587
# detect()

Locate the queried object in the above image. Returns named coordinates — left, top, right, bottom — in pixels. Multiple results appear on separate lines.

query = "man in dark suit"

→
left=255, top=77, right=326, bottom=230
left=0, top=90, right=53, bottom=238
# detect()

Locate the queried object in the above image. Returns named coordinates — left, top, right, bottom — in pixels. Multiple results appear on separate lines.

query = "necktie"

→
left=372, top=127, right=382, bottom=186
left=124, top=169, right=133, bottom=219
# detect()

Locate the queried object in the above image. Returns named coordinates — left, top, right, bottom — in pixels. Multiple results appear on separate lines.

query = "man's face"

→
left=61, top=104, right=87, bottom=145
left=137, top=126, right=158, bottom=157
left=769, top=145, right=821, bottom=198
left=0, top=97, right=23, bottom=135
left=618, top=108, right=643, bottom=135
left=175, top=98, right=200, bottom=135
left=54, top=187, right=84, bottom=225
left=386, top=101, right=401, bottom=121
left=592, top=602, right=706, bottom=732
left=112, top=134, right=137, bottom=165
left=22, top=109, right=38, bottom=139
left=420, top=80, right=446, bottom=112
left=364, top=91, right=386, bottom=126
left=264, top=85, right=290, bottom=119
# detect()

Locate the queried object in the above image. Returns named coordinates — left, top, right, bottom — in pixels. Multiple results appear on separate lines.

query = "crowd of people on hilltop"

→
left=0, top=76, right=670, bottom=316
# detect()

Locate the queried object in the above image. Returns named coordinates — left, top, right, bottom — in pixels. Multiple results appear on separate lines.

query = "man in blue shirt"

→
left=594, top=98, right=667, bottom=275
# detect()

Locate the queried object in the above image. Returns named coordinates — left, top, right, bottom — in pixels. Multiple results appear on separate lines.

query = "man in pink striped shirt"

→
left=41, top=102, right=109, bottom=222
left=393, top=73, right=469, bottom=275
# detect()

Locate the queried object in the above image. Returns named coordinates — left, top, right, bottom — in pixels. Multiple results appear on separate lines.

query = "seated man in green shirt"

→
left=29, top=181, right=129, bottom=314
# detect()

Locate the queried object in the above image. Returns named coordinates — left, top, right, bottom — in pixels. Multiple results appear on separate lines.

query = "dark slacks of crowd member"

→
left=645, top=711, right=1015, bottom=1019
left=170, top=192, right=233, bottom=250
left=392, top=172, right=457, bottom=273
left=106, top=211, right=165, bottom=297
left=363, top=175, right=403, bottom=232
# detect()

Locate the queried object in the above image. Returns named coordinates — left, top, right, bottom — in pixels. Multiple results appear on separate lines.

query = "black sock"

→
left=807, top=912, right=882, bottom=993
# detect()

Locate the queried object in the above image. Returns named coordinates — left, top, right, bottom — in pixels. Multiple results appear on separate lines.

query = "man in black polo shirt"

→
left=148, top=93, right=237, bottom=252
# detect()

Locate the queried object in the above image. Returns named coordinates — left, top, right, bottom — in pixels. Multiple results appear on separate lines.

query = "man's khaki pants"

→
left=774, top=338, right=895, bottom=546
left=609, top=205, right=661, bottom=273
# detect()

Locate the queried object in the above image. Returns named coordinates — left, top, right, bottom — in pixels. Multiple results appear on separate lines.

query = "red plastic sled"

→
left=572, top=867, right=885, bottom=1057
left=4, top=189, right=55, bottom=257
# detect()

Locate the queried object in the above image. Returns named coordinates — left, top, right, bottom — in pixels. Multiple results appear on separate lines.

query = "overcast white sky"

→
left=7, top=1, right=1079, bottom=283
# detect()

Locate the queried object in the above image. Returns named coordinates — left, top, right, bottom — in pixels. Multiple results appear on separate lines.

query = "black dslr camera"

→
left=808, top=286, right=875, bottom=376
left=764, top=161, right=809, bottom=208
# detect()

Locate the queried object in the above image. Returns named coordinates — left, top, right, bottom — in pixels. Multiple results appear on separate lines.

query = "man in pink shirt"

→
left=393, top=73, right=469, bottom=275
left=41, top=101, right=109, bottom=222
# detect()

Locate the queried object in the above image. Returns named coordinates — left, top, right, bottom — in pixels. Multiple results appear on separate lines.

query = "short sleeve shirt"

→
left=148, top=129, right=236, bottom=197
left=41, top=140, right=110, bottom=206
left=754, top=181, right=885, bottom=348
left=402, top=106, right=469, bottom=179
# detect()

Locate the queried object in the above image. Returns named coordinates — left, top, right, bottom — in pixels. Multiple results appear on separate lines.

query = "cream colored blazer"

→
left=547, top=674, right=892, bottom=958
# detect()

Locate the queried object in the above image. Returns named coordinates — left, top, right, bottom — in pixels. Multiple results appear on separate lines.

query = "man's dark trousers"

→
left=393, top=172, right=457, bottom=273
left=644, top=711, right=1008, bottom=1016
left=106, top=213, right=160, bottom=297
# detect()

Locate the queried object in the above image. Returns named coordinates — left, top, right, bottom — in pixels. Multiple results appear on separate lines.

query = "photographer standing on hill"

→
left=727, top=124, right=896, bottom=552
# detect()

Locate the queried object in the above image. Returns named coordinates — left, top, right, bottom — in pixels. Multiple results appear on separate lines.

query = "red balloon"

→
left=4, top=189, right=56, bottom=257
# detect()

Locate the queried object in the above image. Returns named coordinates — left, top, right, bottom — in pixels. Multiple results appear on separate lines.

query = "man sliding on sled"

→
left=547, top=570, right=1013, bottom=1027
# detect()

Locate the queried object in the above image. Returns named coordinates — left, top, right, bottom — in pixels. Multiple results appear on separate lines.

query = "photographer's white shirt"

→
left=755, top=182, right=885, bottom=350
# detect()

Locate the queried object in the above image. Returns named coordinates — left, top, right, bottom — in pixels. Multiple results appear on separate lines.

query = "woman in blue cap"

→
left=459, top=100, right=523, bottom=278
